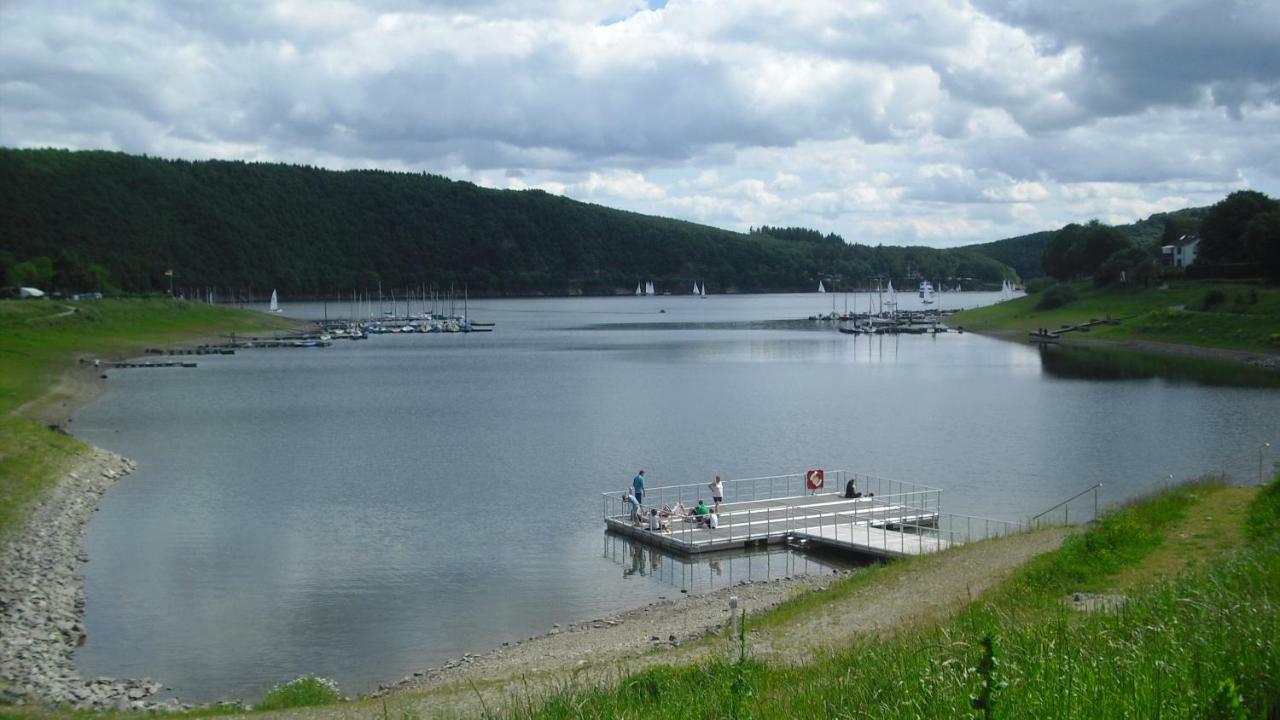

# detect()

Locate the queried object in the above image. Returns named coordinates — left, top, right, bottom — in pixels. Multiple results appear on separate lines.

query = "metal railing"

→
left=800, top=508, right=1024, bottom=556
left=603, top=471, right=947, bottom=550
left=601, top=471, right=944, bottom=522
left=1030, top=483, right=1102, bottom=526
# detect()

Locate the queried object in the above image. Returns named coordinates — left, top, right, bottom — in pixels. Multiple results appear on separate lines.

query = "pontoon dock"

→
left=603, top=471, right=1021, bottom=559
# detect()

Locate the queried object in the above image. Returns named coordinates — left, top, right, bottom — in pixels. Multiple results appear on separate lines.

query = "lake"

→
left=71, top=292, right=1280, bottom=702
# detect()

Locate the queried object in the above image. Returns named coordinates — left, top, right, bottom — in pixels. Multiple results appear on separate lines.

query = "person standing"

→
left=708, top=475, right=724, bottom=511
left=632, top=469, right=646, bottom=506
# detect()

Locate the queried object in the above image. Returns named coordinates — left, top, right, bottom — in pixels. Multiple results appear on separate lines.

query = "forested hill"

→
left=1, top=148, right=1014, bottom=296
left=960, top=206, right=1211, bottom=281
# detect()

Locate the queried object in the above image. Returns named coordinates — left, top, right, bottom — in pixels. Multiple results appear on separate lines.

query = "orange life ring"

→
left=806, top=468, right=825, bottom=489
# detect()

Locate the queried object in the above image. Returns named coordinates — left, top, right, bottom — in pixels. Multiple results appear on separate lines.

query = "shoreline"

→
left=0, top=447, right=179, bottom=711
left=972, top=327, right=1280, bottom=371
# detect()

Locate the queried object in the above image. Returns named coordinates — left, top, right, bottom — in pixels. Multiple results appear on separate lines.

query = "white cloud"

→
left=1, top=0, right=1277, bottom=249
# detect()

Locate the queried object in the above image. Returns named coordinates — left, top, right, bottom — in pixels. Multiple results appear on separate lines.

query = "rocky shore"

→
left=0, top=448, right=184, bottom=712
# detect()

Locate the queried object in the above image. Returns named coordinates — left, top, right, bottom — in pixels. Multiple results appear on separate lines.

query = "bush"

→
left=1024, top=277, right=1055, bottom=294
left=257, top=676, right=342, bottom=710
left=1035, top=284, right=1078, bottom=310
left=1201, top=289, right=1227, bottom=309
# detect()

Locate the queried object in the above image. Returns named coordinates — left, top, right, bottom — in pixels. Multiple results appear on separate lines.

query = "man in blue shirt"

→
left=633, top=469, right=646, bottom=505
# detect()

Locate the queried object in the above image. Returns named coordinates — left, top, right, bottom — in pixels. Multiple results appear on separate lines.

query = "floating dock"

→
left=603, top=471, right=1021, bottom=560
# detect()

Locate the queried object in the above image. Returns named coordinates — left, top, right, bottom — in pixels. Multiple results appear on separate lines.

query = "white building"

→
left=1161, top=234, right=1200, bottom=268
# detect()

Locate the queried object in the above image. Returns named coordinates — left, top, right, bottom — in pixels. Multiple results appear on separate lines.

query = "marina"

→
left=603, top=472, right=1022, bottom=559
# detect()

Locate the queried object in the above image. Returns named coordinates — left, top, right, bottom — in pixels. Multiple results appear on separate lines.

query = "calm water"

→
left=72, top=293, right=1280, bottom=701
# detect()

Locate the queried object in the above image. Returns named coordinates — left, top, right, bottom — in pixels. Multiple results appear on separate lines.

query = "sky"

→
left=3, top=0, right=1278, bottom=247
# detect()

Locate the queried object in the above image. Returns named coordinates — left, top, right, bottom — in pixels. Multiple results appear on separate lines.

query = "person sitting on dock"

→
left=844, top=477, right=860, bottom=499
left=693, top=500, right=711, bottom=526
left=647, top=509, right=668, bottom=532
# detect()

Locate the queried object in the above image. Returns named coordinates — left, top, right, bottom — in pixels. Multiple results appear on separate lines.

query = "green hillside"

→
left=0, top=149, right=1012, bottom=297
left=963, top=207, right=1211, bottom=281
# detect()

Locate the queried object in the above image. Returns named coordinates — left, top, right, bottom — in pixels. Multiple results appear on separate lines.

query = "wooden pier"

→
left=603, top=471, right=1021, bottom=560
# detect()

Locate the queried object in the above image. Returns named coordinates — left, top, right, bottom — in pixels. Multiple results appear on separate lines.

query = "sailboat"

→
left=269, top=289, right=283, bottom=313
left=818, top=280, right=826, bottom=293
left=700, top=282, right=707, bottom=299
left=692, top=282, right=700, bottom=295
left=645, top=281, right=655, bottom=296
left=635, top=282, right=643, bottom=296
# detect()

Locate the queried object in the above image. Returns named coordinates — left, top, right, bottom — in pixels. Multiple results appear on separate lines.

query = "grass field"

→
left=0, top=298, right=293, bottom=538
left=954, top=280, right=1280, bottom=353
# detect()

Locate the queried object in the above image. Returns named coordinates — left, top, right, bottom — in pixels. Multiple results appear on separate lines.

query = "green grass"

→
left=0, top=298, right=293, bottom=539
left=499, top=479, right=1280, bottom=719
left=256, top=676, right=342, bottom=711
left=954, top=280, right=1280, bottom=353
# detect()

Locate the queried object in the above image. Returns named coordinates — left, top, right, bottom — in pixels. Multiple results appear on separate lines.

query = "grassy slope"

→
left=954, top=280, right=1280, bottom=353
left=0, top=299, right=292, bottom=538
left=507, top=479, right=1278, bottom=719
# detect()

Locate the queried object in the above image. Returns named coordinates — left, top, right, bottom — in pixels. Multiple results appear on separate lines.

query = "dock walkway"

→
left=603, top=471, right=1021, bottom=560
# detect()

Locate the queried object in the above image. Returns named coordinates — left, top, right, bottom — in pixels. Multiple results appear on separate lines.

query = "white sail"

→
left=701, top=282, right=707, bottom=298
left=269, top=289, right=281, bottom=313
left=635, top=282, right=642, bottom=296
left=818, top=280, right=826, bottom=293
left=646, top=281, right=655, bottom=295
left=692, top=282, right=699, bottom=295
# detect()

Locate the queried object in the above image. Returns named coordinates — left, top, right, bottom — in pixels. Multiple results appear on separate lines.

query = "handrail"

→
left=1031, top=483, right=1102, bottom=524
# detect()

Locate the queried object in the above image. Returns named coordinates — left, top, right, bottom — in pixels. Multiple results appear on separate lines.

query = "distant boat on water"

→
left=646, top=281, right=655, bottom=296
left=818, top=280, right=826, bottom=293
left=635, top=282, right=642, bottom=296
left=269, top=289, right=283, bottom=313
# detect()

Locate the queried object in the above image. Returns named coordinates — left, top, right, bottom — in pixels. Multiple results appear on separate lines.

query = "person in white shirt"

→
left=708, top=476, right=724, bottom=511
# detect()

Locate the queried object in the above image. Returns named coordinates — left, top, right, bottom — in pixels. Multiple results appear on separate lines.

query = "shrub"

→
left=257, top=676, right=342, bottom=710
left=1035, top=284, right=1077, bottom=310
left=1024, top=277, right=1055, bottom=295
left=1201, top=289, right=1227, bottom=309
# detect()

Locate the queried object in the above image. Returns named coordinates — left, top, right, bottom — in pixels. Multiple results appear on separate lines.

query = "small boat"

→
left=701, top=283, right=707, bottom=299
left=635, top=282, right=642, bottom=296
left=269, top=289, right=283, bottom=313
left=692, top=282, right=700, bottom=295
left=646, top=281, right=655, bottom=296
left=818, top=280, right=826, bottom=293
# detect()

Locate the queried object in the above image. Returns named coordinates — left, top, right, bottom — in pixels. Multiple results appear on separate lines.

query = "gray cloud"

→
left=1, top=0, right=1278, bottom=248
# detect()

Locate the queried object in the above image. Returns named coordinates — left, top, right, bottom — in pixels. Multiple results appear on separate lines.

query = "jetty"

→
left=1028, top=315, right=1126, bottom=342
left=604, top=472, right=1021, bottom=560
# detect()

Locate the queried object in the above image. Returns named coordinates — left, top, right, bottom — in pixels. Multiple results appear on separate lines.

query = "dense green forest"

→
left=957, top=206, right=1211, bottom=281
left=0, top=149, right=1015, bottom=297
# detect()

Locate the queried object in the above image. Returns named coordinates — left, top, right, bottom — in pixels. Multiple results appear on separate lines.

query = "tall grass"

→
left=500, top=479, right=1279, bottom=719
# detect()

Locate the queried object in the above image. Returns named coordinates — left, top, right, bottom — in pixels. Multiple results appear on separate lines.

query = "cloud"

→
left=1, top=0, right=1278, bottom=249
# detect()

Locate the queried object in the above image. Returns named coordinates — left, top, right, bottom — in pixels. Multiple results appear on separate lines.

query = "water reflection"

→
left=1039, top=345, right=1280, bottom=388
left=603, top=532, right=860, bottom=594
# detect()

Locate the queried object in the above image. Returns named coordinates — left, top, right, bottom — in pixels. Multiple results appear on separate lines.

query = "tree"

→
left=1199, top=190, right=1279, bottom=264
left=1242, top=211, right=1280, bottom=278
left=1041, top=220, right=1130, bottom=280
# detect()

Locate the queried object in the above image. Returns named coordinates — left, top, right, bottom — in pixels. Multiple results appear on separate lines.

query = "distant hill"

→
left=962, top=207, right=1211, bottom=281
left=0, top=148, right=1014, bottom=296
